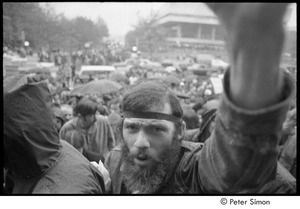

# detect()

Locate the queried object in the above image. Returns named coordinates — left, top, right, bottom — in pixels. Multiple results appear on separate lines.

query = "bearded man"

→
left=105, top=3, right=295, bottom=194
left=105, top=81, right=189, bottom=193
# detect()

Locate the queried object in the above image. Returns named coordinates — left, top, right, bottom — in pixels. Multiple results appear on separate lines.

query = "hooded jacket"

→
left=4, top=74, right=105, bottom=194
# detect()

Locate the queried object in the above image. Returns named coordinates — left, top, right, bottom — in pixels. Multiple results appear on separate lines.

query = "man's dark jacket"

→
left=105, top=70, right=296, bottom=194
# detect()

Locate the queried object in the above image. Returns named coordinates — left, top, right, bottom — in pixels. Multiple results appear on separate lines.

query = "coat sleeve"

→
left=180, top=69, right=295, bottom=193
left=202, top=70, right=295, bottom=193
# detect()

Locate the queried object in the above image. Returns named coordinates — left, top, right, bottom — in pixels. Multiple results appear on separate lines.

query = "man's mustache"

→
left=128, top=148, right=163, bottom=163
left=129, top=149, right=150, bottom=159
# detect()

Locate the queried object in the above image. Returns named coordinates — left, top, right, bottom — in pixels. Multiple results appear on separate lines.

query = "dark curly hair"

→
left=73, top=98, right=97, bottom=117
left=121, top=81, right=183, bottom=119
left=118, top=81, right=184, bottom=140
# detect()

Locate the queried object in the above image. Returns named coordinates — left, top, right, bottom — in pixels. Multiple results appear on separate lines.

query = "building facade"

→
left=156, top=3, right=226, bottom=51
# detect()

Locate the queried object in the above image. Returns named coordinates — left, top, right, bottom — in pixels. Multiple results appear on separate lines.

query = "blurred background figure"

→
left=59, top=98, right=116, bottom=162
left=60, top=104, right=74, bottom=121
left=52, top=106, right=67, bottom=132
left=182, top=105, right=200, bottom=130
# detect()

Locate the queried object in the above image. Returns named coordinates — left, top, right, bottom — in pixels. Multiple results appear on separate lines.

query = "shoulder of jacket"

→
left=180, top=140, right=204, bottom=152
left=184, top=129, right=201, bottom=142
left=176, top=141, right=205, bottom=174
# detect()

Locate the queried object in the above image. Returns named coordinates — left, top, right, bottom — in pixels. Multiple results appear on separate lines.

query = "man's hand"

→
left=206, top=3, right=290, bottom=109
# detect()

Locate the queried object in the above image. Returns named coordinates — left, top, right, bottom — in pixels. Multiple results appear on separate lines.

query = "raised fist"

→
left=206, top=3, right=290, bottom=46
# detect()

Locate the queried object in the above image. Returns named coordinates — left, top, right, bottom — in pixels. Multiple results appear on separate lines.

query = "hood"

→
left=4, top=74, right=61, bottom=180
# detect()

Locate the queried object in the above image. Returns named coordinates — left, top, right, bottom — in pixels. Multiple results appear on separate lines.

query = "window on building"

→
left=181, top=23, right=198, bottom=38
left=168, top=27, right=179, bottom=38
left=214, top=26, right=225, bottom=41
left=200, top=24, right=213, bottom=40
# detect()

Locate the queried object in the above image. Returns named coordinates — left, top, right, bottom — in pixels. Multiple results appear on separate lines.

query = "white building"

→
left=156, top=3, right=225, bottom=50
left=156, top=3, right=296, bottom=51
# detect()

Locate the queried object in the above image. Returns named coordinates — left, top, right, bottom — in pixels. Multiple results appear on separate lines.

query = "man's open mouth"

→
left=136, top=153, right=148, bottom=160
left=134, top=154, right=151, bottom=166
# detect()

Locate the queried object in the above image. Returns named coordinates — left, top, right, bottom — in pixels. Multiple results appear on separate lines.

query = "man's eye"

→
left=125, top=125, right=139, bottom=131
left=150, top=127, right=164, bottom=132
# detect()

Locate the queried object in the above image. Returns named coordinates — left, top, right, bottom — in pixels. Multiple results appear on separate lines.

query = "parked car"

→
left=113, top=58, right=161, bottom=70
left=77, top=65, right=116, bottom=79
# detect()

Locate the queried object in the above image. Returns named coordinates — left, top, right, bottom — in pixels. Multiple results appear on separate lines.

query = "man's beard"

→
left=121, top=136, right=181, bottom=194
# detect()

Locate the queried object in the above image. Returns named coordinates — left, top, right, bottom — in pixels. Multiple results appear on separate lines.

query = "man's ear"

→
left=178, top=120, right=186, bottom=139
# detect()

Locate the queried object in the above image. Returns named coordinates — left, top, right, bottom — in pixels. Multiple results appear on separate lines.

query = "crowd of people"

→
left=3, top=3, right=297, bottom=194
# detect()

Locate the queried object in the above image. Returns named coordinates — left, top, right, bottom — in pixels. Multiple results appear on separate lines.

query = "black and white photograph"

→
left=2, top=2, right=297, bottom=203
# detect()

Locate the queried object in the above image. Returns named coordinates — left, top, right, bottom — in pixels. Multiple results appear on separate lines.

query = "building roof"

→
left=158, top=3, right=215, bottom=18
left=157, top=3, right=296, bottom=31
left=156, top=3, right=219, bottom=25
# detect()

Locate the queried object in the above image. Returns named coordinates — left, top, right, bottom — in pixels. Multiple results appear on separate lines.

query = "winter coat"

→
left=59, top=115, right=115, bottom=160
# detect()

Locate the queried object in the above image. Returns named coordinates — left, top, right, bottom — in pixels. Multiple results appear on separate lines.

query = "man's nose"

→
left=134, top=130, right=150, bottom=149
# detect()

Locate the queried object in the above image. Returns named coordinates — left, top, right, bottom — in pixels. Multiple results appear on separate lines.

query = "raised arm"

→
left=190, top=3, right=295, bottom=193
left=206, top=3, right=288, bottom=109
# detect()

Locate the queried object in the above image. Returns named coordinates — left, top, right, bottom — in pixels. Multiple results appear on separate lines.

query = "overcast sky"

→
left=41, top=2, right=297, bottom=40
left=41, top=2, right=166, bottom=39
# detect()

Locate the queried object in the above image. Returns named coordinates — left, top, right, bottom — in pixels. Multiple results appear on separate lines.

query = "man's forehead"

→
left=124, top=118, right=173, bottom=126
